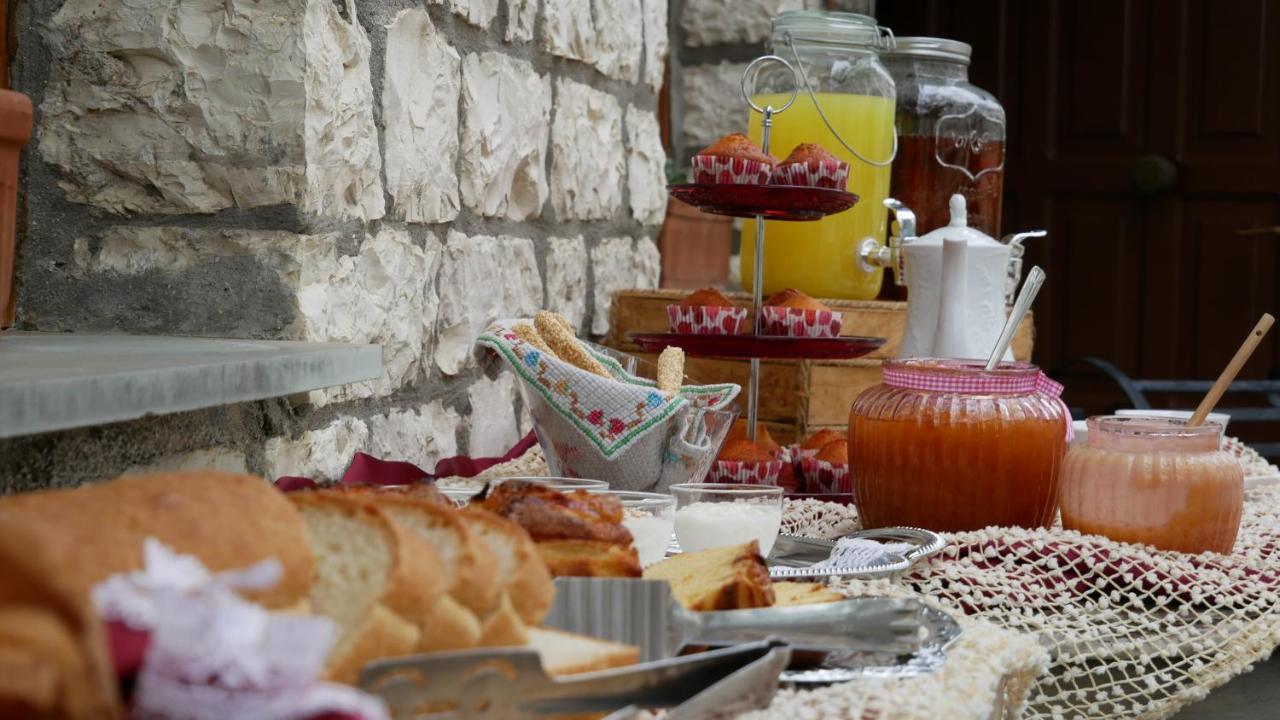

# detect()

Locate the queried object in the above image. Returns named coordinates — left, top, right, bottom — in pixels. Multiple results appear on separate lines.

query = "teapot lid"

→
left=915, top=195, right=1002, bottom=247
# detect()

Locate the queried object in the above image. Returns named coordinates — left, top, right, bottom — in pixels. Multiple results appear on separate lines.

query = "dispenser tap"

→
left=859, top=198, right=917, bottom=286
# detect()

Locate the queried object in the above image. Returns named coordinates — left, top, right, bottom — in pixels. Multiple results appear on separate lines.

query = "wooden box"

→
left=604, top=289, right=1035, bottom=442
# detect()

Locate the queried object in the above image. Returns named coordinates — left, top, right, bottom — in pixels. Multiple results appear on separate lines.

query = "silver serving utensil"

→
left=986, top=265, right=1045, bottom=370
left=360, top=639, right=790, bottom=720
left=544, top=578, right=927, bottom=659
left=768, top=526, right=946, bottom=579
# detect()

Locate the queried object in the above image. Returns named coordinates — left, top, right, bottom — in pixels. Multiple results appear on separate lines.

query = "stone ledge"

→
left=0, top=333, right=381, bottom=439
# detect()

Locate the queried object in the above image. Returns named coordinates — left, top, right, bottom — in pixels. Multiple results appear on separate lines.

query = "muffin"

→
left=801, top=438, right=851, bottom=494
left=771, top=143, right=850, bottom=190
left=667, top=287, right=747, bottom=335
left=761, top=288, right=844, bottom=338
left=691, top=133, right=776, bottom=185
left=708, top=438, right=784, bottom=486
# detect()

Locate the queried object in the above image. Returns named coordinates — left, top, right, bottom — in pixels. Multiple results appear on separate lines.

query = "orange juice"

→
left=745, top=92, right=896, bottom=300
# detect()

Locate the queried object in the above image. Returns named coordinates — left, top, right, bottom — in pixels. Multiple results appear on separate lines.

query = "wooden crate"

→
left=605, top=289, right=1035, bottom=438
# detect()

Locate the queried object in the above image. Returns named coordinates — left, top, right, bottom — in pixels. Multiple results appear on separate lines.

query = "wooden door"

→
left=878, top=0, right=1280, bottom=424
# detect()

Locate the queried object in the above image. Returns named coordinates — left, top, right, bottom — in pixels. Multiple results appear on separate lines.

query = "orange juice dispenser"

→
left=744, top=11, right=898, bottom=300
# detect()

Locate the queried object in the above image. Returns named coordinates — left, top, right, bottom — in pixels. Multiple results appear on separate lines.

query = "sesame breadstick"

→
left=656, top=346, right=685, bottom=396
left=513, top=323, right=551, bottom=353
left=534, top=311, right=611, bottom=378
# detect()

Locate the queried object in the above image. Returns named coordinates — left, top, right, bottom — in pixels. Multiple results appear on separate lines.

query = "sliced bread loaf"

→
left=458, top=508, right=555, bottom=625
left=527, top=627, right=640, bottom=676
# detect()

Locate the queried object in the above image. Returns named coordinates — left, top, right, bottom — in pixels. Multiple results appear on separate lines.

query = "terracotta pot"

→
left=0, top=90, right=32, bottom=331
left=657, top=197, right=733, bottom=290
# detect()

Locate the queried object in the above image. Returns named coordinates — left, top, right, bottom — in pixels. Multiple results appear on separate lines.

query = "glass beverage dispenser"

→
left=743, top=11, right=897, bottom=301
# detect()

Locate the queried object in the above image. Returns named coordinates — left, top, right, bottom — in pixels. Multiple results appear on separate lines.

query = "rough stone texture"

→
left=680, top=0, right=803, bottom=47
left=383, top=9, right=461, bottom=223
left=542, top=0, right=596, bottom=63
left=459, top=52, right=552, bottom=220
left=304, top=0, right=385, bottom=221
left=590, top=236, right=660, bottom=335
left=125, top=448, right=249, bottom=476
left=681, top=61, right=751, bottom=150
left=625, top=105, right=668, bottom=225
left=499, top=236, right=545, bottom=319
left=592, top=0, right=643, bottom=82
left=431, top=0, right=499, bottom=29
left=506, top=0, right=538, bottom=42
left=467, top=372, right=521, bottom=457
left=435, top=231, right=503, bottom=376
left=366, top=401, right=460, bottom=469
left=263, top=415, right=370, bottom=481
left=544, top=236, right=589, bottom=333
left=642, top=0, right=670, bottom=91
left=551, top=78, right=625, bottom=220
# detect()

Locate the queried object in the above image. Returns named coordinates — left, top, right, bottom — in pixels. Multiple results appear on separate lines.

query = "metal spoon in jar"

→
left=985, top=266, right=1046, bottom=371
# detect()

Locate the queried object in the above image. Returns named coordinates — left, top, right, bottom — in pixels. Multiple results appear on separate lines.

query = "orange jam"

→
left=848, top=359, right=1067, bottom=531
left=1060, top=416, right=1243, bottom=554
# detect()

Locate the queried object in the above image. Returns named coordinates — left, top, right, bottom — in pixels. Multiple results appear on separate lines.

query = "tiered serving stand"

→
left=631, top=56, right=887, bottom=442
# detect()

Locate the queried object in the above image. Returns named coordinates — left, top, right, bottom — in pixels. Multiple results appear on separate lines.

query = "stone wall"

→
left=0, top=0, right=668, bottom=491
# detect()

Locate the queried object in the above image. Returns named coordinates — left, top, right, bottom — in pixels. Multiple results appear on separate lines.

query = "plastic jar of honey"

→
left=1060, top=416, right=1243, bottom=554
left=848, top=359, right=1069, bottom=531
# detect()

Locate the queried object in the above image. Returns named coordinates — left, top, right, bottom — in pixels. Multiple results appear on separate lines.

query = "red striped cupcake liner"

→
left=706, top=459, right=784, bottom=486
left=800, top=457, right=851, bottom=494
left=761, top=307, right=843, bottom=338
left=691, top=155, right=773, bottom=185
left=666, top=304, right=748, bottom=335
left=770, top=159, right=850, bottom=190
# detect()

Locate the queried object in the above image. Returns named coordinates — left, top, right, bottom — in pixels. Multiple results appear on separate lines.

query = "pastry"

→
left=477, top=481, right=642, bottom=578
left=771, top=142, right=850, bottom=190
left=717, top=438, right=775, bottom=464
left=642, top=541, right=775, bottom=611
left=690, top=133, right=776, bottom=185
left=514, top=322, right=552, bottom=353
left=761, top=289, right=843, bottom=338
left=802, top=439, right=852, bottom=494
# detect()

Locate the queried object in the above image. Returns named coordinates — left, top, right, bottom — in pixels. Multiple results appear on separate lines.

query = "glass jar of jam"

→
left=849, top=359, right=1068, bottom=531
left=1060, top=416, right=1244, bottom=554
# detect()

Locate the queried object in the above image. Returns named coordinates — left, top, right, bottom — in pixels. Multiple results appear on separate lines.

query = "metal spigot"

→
left=1002, top=230, right=1046, bottom=306
left=859, top=198, right=917, bottom=287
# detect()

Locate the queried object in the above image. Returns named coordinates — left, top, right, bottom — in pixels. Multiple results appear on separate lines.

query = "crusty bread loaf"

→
left=290, top=491, right=445, bottom=682
left=527, top=627, right=640, bottom=675
left=478, top=593, right=531, bottom=647
left=459, top=508, right=555, bottom=625
left=0, top=472, right=314, bottom=610
left=772, top=581, right=844, bottom=607
left=643, top=541, right=775, bottom=611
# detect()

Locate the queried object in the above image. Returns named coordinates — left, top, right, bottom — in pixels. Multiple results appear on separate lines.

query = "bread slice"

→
left=527, top=627, right=640, bottom=676
left=290, top=492, right=443, bottom=682
left=772, top=581, right=844, bottom=607
left=643, top=541, right=775, bottom=611
left=479, top=593, right=530, bottom=647
left=458, top=508, right=555, bottom=624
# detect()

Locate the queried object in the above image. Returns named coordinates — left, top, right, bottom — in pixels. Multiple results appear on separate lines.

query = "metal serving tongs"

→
left=359, top=639, right=791, bottom=720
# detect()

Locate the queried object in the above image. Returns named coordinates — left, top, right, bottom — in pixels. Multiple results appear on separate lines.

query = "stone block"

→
left=550, top=78, right=625, bottom=220
left=592, top=0, right=643, bottom=82
left=263, top=416, right=370, bottom=481
left=38, top=0, right=382, bottom=219
left=506, top=0, right=538, bottom=42
left=499, top=236, right=544, bottom=319
left=367, top=401, right=460, bottom=470
left=544, top=235, right=589, bottom=333
left=383, top=9, right=461, bottom=223
left=542, top=0, right=595, bottom=63
left=680, top=62, right=750, bottom=150
left=459, top=52, right=552, bottom=220
left=125, top=448, right=250, bottom=476
left=590, top=236, right=660, bottom=335
left=430, top=0, right=499, bottom=29
left=435, top=231, right=506, bottom=375
left=467, top=372, right=521, bottom=457
left=642, top=0, right=670, bottom=91
left=625, top=105, right=668, bottom=225
left=680, top=0, right=802, bottom=47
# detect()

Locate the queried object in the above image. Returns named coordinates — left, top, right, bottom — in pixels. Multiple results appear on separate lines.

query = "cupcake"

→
left=667, top=287, right=748, bottom=335
left=760, top=288, right=844, bottom=338
left=707, top=438, right=784, bottom=486
left=691, top=133, right=776, bottom=185
left=771, top=143, right=849, bottom=190
left=800, top=438, right=851, bottom=494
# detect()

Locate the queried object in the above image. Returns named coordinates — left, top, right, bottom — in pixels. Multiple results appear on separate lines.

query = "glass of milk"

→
left=588, top=490, right=676, bottom=567
left=669, top=483, right=784, bottom=557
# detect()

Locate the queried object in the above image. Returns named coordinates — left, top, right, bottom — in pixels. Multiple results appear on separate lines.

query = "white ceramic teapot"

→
left=896, top=194, right=1041, bottom=359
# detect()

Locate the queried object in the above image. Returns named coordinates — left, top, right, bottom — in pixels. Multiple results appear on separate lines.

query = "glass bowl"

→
left=493, top=476, right=610, bottom=491
left=587, top=489, right=676, bottom=567
left=515, top=342, right=738, bottom=493
left=669, top=482, right=784, bottom=556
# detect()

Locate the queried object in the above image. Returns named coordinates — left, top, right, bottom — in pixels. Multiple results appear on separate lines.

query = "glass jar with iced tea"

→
left=1060, top=416, right=1243, bottom=554
left=848, top=359, right=1069, bottom=531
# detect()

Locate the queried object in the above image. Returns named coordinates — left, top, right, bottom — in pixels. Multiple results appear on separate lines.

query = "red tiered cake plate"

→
left=628, top=333, right=885, bottom=360
left=668, top=183, right=859, bottom=221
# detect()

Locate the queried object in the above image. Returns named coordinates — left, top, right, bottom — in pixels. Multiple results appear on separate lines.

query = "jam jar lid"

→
left=880, top=36, right=972, bottom=64
left=771, top=10, right=890, bottom=51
